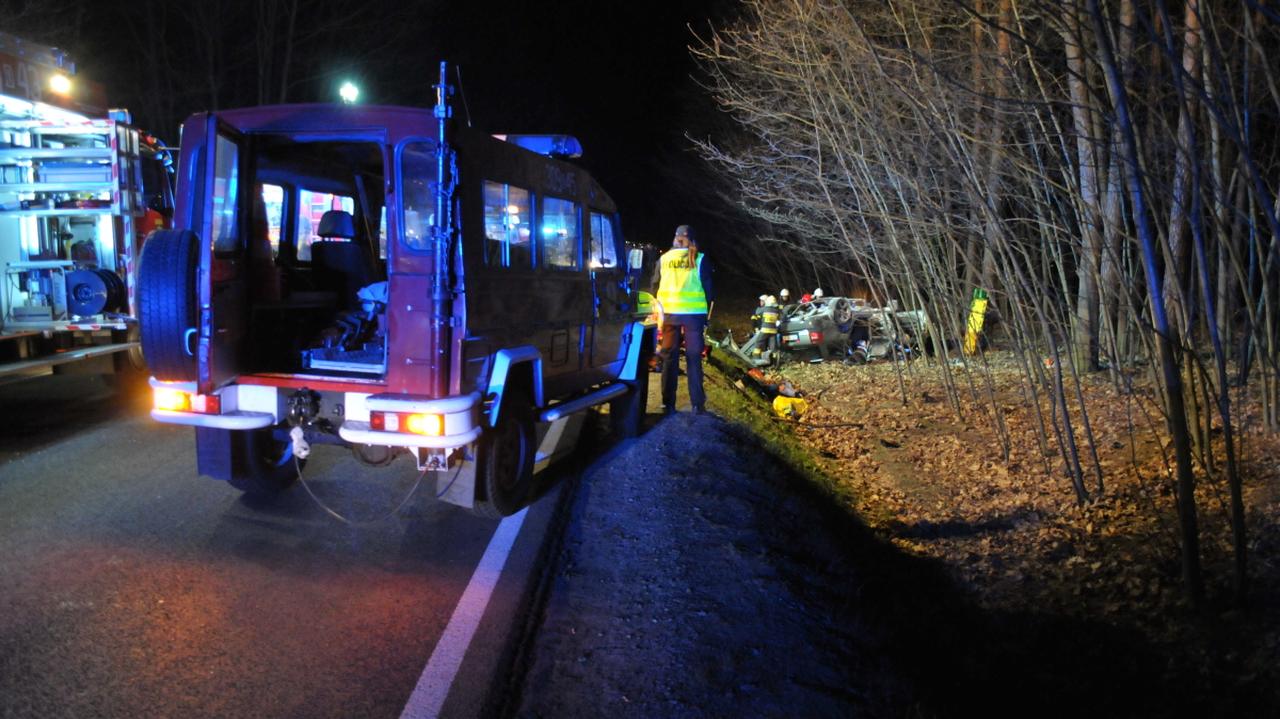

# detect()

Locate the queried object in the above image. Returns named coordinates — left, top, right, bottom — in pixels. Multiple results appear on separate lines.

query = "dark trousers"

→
left=660, top=314, right=707, bottom=410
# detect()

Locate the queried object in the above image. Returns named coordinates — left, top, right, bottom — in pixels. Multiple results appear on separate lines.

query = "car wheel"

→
left=226, top=428, right=302, bottom=498
left=138, top=229, right=199, bottom=381
left=470, top=390, right=536, bottom=518
left=832, top=298, right=854, bottom=333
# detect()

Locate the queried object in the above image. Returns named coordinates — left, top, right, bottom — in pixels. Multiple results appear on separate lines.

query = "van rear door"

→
left=197, top=117, right=248, bottom=394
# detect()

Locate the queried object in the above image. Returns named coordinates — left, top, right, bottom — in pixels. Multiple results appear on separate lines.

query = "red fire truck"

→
left=0, top=32, right=173, bottom=384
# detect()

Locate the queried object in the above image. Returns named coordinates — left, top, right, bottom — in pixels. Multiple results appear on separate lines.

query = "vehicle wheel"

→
left=227, top=428, right=301, bottom=498
left=832, top=298, right=854, bottom=333
left=112, top=325, right=147, bottom=371
left=470, top=390, right=536, bottom=518
left=138, top=229, right=199, bottom=381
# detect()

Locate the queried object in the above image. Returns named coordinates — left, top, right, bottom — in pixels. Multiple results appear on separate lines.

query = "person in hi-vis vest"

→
left=651, top=224, right=715, bottom=414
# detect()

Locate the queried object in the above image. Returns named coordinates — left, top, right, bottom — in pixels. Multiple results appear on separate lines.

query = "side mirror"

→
left=628, top=248, right=644, bottom=271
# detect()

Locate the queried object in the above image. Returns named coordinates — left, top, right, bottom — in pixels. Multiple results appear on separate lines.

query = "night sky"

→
left=34, top=0, right=737, bottom=254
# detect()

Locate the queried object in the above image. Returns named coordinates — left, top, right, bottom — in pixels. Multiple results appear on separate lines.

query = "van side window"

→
left=400, top=143, right=437, bottom=251
left=483, top=180, right=532, bottom=269
left=260, top=184, right=285, bottom=257
left=296, top=189, right=355, bottom=262
left=210, top=133, right=240, bottom=253
left=588, top=212, right=618, bottom=269
left=540, top=196, right=580, bottom=271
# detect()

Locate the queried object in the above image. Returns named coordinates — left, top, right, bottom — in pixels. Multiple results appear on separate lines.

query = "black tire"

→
left=226, top=428, right=301, bottom=498
left=138, top=229, right=199, bottom=381
left=470, top=390, right=537, bottom=518
left=832, top=298, right=854, bottom=333
left=115, top=325, right=146, bottom=372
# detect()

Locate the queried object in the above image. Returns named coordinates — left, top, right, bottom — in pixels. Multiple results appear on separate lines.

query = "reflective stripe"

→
left=655, top=249, right=707, bottom=315
left=760, top=308, right=780, bottom=333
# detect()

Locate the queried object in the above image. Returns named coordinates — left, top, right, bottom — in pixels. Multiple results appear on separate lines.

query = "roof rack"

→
left=492, top=134, right=583, bottom=159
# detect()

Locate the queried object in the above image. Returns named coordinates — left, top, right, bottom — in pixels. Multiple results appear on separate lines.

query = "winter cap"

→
left=674, top=225, right=696, bottom=243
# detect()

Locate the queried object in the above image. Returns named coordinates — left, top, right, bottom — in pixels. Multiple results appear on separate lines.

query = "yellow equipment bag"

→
left=772, top=395, right=808, bottom=420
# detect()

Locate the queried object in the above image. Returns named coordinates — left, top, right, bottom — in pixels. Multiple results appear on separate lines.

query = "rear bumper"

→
left=149, top=379, right=483, bottom=449
left=338, top=391, right=482, bottom=449
left=148, top=379, right=277, bottom=430
left=150, top=408, right=275, bottom=429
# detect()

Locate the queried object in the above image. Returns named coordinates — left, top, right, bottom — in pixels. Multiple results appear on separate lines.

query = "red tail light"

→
left=369, top=411, right=443, bottom=436
left=153, top=388, right=220, bottom=414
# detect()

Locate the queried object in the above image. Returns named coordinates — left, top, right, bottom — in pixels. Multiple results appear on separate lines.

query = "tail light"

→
left=809, top=331, right=824, bottom=343
left=370, top=411, right=444, bottom=436
left=153, top=387, right=221, bottom=414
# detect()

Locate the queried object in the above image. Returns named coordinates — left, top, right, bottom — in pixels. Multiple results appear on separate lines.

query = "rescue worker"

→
left=759, top=294, right=782, bottom=361
left=652, top=224, right=714, bottom=415
left=751, top=294, right=767, bottom=333
left=779, top=288, right=791, bottom=308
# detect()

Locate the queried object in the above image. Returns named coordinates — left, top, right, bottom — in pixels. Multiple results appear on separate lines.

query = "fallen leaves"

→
left=774, top=352, right=1280, bottom=679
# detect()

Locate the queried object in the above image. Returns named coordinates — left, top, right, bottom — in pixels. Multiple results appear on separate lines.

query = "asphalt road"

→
left=0, top=374, right=563, bottom=719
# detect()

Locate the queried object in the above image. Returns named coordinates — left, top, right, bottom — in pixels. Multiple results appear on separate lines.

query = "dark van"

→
left=140, top=65, right=652, bottom=517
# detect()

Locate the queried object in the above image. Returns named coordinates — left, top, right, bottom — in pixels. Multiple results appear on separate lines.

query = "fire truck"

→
left=0, top=32, right=173, bottom=384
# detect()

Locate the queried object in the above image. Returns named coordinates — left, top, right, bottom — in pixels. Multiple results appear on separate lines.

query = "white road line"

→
left=400, top=508, right=529, bottom=719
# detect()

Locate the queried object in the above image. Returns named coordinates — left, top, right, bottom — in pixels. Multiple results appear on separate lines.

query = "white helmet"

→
left=780, top=288, right=790, bottom=299
left=765, top=295, right=778, bottom=306
left=813, top=288, right=824, bottom=298
left=758, top=294, right=768, bottom=303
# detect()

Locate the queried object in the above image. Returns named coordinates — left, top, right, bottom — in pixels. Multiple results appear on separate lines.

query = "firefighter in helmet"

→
left=759, top=294, right=782, bottom=361
left=751, top=294, right=767, bottom=334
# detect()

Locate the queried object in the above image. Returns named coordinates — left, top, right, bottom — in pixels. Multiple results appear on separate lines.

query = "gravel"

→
left=516, top=410, right=911, bottom=718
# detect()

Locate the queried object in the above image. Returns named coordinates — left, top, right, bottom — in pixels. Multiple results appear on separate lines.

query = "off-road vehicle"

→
left=140, top=65, right=652, bottom=517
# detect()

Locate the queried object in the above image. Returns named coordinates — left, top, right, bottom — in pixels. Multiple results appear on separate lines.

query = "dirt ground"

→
left=770, top=354, right=1280, bottom=713
left=515, top=350, right=1280, bottom=717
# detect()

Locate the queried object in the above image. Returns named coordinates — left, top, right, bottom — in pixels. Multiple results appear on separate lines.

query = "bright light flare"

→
left=153, top=387, right=220, bottom=414
left=153, top=387, right=190, bottom=412
left=339, top=81, right=359, bottom=104
left=48, top=74, right=72, bottom=96
left=404, top=413, right=444, bottom=436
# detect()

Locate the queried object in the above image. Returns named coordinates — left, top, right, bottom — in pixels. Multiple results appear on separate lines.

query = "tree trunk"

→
left=1064, top=1, right=1103, bottom=371
left=1088, top=0, right=1204, bottom=610
left=1160, top=0, right=1203, bottom=341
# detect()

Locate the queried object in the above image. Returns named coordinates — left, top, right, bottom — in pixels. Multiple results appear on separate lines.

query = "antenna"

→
left=455, top=65, right=473, bottom=128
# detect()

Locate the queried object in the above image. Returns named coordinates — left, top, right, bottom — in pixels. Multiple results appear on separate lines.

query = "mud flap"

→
left=195, top=426, right=234, bottom=481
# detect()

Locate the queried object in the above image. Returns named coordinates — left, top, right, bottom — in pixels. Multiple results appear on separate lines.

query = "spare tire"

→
left=138, top=229, right=199, bottom=381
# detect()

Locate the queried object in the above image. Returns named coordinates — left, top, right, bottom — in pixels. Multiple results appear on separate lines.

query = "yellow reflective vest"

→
left=656, top=249, right=708, bottom=315
left=759, top=306, right=781, bottom=334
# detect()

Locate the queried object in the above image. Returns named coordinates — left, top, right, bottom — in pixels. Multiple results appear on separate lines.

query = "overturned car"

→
left=721, top=296, right=929, bottom=367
